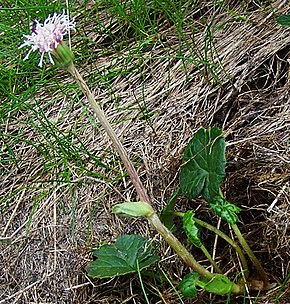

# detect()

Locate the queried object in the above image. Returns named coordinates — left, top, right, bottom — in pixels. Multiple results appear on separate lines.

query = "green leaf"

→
left=112, top=201, right=154, bottom=218
left=180, top=127, right=226, bottom=202
left=276, top=14, right=290, bottom=27
left=86, top=234, right=159, bottom=278
left=179, top=272, right=200, bottom=298
left=183, top=211, right=202, bottom=247
left=179, top=273, right=234, bottom=297
left=210, top=196, right=240, bottom=224
left=159, top=188, right=181, bottom=230
left=199, top=274, right=234, bottom=295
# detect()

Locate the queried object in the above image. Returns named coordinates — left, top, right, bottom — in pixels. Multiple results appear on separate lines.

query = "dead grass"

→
left=1, top=0, right=290, bottom=303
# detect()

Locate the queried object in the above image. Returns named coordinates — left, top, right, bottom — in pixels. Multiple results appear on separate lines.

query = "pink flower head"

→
left=19, top=11, right=75, bottom=67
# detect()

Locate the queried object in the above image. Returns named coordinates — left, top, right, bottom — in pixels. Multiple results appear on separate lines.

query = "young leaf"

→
left=180, top=273, right=234, bottom=297
left=199, top=274, right=234, bottom=295
left=210, top=196, right=240, bottom=224
left=112, top=201, right=154, bottom=218
left=183, top=210, right=202, bottom=247
left=159, top=188, right=181, bottom=230
left=86, top=234, right=159, bottom=278
left=179, top=272, right=200, bottom=298
left=180, top=127, right=226, bottom=202
left=276, top=14, right=290, bottom=27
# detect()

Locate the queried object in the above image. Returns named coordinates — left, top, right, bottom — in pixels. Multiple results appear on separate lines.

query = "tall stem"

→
left=66, top=63, right=150, bottom=203
left=231, top=223, right=269, bottom=287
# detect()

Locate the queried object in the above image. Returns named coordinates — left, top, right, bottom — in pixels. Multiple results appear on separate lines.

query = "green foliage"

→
left=87, top=234, right=159, bottom=278
left=179, top=272, right=234, bottom=298
left=179, top=127, right=240, bottom=224
left=179, top=272, right=199, bottom=298
left=210, top=196, right=240, bottom=224
left=276, top=14, right=290, bottom=27
left=159, top=188, right=181, bottom=230
left=180, top=127, right=226, bottom=202
left=182, top=210, right=202, bottom=247
left=274, top=272, right=290, bottom=304
left=200, top=274, right=234, bottom=295
left=112, top=201, right=154, bottom=218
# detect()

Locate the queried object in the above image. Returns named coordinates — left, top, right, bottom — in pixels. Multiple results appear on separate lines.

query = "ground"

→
left=0, top=1, right=290, bottom=303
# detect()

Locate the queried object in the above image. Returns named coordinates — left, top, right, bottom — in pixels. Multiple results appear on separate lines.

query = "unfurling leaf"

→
left=179, top=272, right=234, bottom=297
left=180, top=127, right=226, bottom=202
left=199, top=274, right=234, bottom=295
left=276, top=14, right=290, bottom=27
left=210, top=196, right=240, bottom=224
left=179, top=272, right=200, bottom=298
left=86, top=234, right=159, bottom=278
left=112, top=201, right=154, bottom=218
left=183, top=211, right=202, bottom=247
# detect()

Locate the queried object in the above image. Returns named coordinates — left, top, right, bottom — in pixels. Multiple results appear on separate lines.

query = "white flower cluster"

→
left=19, top=11, right=75, bottom=67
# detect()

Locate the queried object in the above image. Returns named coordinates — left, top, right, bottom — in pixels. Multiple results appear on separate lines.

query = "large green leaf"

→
left=180, top=127, right=226, bottom=202
left=87, top=234, right=159, bottom=278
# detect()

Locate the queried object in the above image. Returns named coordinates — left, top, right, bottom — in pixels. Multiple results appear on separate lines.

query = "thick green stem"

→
left=231, top=223, right=269, bottom=287
left=148, top=213, right=214, bottom=280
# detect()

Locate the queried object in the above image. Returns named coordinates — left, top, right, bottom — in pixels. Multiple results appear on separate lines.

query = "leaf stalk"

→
left=231, top=223, right=269, bottom=288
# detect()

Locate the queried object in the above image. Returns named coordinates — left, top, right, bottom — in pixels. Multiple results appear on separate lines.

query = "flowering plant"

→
left=19, top=11, right=75, bottom=67
left=19, top=11, right=271, bottom=298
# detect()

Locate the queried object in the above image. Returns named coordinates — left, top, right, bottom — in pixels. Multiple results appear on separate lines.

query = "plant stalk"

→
left=66, top=63, right=150, bottom=203
left=200, top=244, right=223, bottom=274
left=194, top=217, right=249, bottom=279
left=67, top=62, right=212, bottom=278
left=148, top=213, right=214, bottom=280
left=175, top=212, right=249, bottom=278
left=231, top=223, right=269, bottom=287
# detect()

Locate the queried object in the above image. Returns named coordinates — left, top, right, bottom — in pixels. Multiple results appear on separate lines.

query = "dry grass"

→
left=1, top=1, right=290, bottom=303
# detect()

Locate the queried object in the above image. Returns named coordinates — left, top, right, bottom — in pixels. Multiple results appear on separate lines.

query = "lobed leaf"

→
left=180, top=127, right=226, bottom=202
left=86, top=234, right=159, bottom=278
